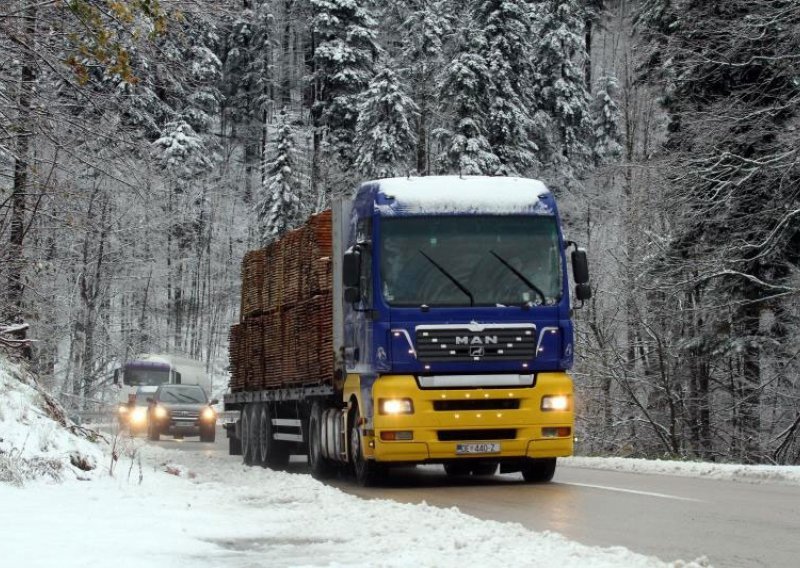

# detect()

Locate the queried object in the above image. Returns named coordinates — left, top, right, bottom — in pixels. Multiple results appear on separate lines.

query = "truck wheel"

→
left=241, top=406, right=254, bottom=465
left=228, top=435, right=242, bottom=456
left=521, top=458, right=556, bottom=483
left=308, top=402, right=336, bottom=480
left=200, top=426, right=216, bottom=443
left=258, top=404, right=290, bottom=470
left=147, top=423, right=160, bottom=442
left=349, top=404, right=385, bottom=487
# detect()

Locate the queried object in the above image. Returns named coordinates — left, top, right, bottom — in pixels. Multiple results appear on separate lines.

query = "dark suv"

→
left=147, top=385, right=218, bottom=442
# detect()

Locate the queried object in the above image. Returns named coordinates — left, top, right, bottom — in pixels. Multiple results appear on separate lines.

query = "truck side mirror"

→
left=343, top=247, right=362, bottom=303
left=571, top=248, right=592, bottom=302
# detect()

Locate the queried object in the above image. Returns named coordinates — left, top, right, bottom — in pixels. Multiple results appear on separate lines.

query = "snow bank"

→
left=0, top=355, right=103, bottom=485
left=564, top=456, right=800, bottom=486
left=0, top=442, right=704, bottom=568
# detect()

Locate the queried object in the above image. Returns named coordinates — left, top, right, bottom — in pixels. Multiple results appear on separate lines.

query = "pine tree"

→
left=256, top=111, right=302, bottom=243
left=477, top=0, right=540, bottom=175
left=311, top=0, right=378, bottom=169
left=436, top=32, right=500, bottom=176
left=589, top=75, right=622, bottom=166
left=530, top=0, right=593, bottom=173
left=355, top=69, right=418, bottom=178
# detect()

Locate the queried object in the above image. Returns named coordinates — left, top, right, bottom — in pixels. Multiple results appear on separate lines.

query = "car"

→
left=117, top=387, right=157, bottom=435
left=146, top=384, right=218, bottom=443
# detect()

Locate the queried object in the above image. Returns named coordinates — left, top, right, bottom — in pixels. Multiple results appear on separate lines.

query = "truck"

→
left=225, top=176, right=591, bottom=485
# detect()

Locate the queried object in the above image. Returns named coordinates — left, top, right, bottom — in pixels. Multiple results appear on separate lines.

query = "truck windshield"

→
left=123, top=367, right=170, bottom=387
left=380, top=216, right=562, bottom=307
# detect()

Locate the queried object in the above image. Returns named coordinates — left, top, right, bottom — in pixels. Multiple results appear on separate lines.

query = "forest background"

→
left=1, top=0, right=798, bottom=464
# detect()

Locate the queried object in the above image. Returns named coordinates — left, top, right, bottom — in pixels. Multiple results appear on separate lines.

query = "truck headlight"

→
left=379, top=398, right=414, bottom=415
left=201, top=407, right=216, bottom=421
left=130, top=407, right=147, bottom=424
left=154, top=405, right=168, bottom=419
left=541, top=395, right=570, bottom=411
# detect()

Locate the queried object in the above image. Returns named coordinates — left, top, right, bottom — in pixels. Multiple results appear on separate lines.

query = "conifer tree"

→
left=256, top=111, right=301, bottom=243
left=589, top=75, right=622, bottom=166
left=355, top=69, right=418, bottom=178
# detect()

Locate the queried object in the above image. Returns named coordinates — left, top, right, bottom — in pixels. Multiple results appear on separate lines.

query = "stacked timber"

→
left=229, top=210, right=334, bottom=392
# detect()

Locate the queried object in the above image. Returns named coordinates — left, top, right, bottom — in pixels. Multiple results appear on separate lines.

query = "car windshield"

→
left=123, top=366, right=170, bottom=386
left=380, top=216, right=562, bottom=307
left=157, top=387, right=207, bottom=404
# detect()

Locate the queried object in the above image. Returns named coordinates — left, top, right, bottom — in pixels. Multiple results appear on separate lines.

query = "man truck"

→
left=226, top=176, right=590, bottom=485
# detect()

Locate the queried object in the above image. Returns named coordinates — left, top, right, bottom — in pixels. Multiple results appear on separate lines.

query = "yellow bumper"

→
left=366, top=373, right=574, bottom=463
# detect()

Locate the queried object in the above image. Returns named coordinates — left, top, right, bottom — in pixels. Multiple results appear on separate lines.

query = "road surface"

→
left=148, top=427, right=800, bottom=567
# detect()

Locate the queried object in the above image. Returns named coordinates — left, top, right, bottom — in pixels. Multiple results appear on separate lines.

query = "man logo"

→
left=455, top=336, right=498, bottom=345
left=469, top=345, right=485, bottom=357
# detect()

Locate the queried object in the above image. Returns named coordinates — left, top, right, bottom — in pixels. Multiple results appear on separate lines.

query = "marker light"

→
left=154, top=405, right=168, bottom=419
left=379, top=398, right=414, bottom=415
left=541, top=395, right=570, bottom=411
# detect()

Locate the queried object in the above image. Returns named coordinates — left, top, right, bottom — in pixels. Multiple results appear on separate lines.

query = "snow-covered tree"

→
left=256, top=111, right=302, bottom=243
left=436, top=33, right=500, bottom=176
left=530, top=0, right=593, bottom=173
left=589, top=75, right=622, bottom=166
left=355, top=69, right=418, bottom=178
left=311, top=0, right=378, bottom=169
left=477, top=0, right=540, bottom=175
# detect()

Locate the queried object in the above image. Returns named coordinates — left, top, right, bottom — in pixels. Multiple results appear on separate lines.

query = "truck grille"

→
left=433, top=399, right=520, bottom=411
left=416, top=327, right=537, bottom=362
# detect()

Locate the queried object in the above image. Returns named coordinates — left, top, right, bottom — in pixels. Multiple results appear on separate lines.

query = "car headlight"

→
left=201, top=407, right=216, bottom=421
left=130, top=407, right=147, bottom=424
left=379, top=398, right=414, bottom=415
left=541, top=395, right=570, bottom=411
left=154, top=405, right=168, bottom=419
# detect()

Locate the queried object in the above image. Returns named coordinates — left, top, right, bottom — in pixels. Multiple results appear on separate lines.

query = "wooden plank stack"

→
left=229, top=210, right=334, bottom=392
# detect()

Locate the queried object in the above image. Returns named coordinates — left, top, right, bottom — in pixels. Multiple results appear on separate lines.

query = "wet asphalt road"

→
left=147, top=427, right=800, bottom=567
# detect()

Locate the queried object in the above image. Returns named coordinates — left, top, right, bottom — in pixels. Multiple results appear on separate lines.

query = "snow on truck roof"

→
left=368, top=176, right=553, bottom=215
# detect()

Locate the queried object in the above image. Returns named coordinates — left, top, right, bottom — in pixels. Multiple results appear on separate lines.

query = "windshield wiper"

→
left=490, top=250, right=547, bottom=306
left=418, top=249, right=475, bottom=306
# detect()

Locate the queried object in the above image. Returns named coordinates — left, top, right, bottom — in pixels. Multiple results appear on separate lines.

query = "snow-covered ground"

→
left=1, top=441, right=708, bottom=568
left=563, top=456, right=800, bottom=486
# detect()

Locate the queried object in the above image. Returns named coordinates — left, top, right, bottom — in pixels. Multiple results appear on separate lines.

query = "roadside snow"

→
left=0, top=357, right=102, bottom=484
left=563, top=456, right=800, bottom=486
left=0, top=443, right=706, bottom=568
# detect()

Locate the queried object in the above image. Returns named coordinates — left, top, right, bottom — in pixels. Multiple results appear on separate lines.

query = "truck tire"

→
left=521, top=458, right=556, bottom=483
left=258, top=404, right=290, bottom=470
left=241, top=406, right=255, bottom=466
left=147, top=423, right=160, bottom=442
left=308, top=402, right=336, bottom=480
left=228, top=432, right=242, bottom=455
left=349, top=404, right=386, bottom=487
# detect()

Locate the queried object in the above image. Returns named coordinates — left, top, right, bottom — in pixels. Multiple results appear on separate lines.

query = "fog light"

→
left=541, top=395, right=570, bottom=411
left=380, top=431, right=413, bottom=441
left=379, top=398, right=414, bottom=415
left=542, top=427, right=572, bottom=438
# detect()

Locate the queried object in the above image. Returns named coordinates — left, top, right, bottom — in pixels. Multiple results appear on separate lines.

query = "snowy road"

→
left=162, top=428, right=799, bottom=568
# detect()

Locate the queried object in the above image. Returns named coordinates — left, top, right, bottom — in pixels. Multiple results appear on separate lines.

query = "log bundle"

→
left=229, top=211, right=334, bottom=392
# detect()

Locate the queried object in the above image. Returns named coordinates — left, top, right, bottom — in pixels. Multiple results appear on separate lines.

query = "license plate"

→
left=455, top=442, right=501, bottom=455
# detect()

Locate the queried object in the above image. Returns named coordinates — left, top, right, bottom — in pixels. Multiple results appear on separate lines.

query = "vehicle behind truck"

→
left=226, top=176, right=590, bottom=485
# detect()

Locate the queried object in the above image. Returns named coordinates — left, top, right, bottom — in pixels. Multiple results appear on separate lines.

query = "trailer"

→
left=225, top=176, right=591, bottom=485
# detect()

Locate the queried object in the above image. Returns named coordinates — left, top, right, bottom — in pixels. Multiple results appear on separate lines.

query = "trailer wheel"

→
left=241, top=406, right=254, bottom=465
left=308, top=402, right=336, bottom=479
left=521, top=458, right=556, bottom=483
left=256, top=404, right=290, bottom=470
left=349, top=404, right=385, bottom=487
